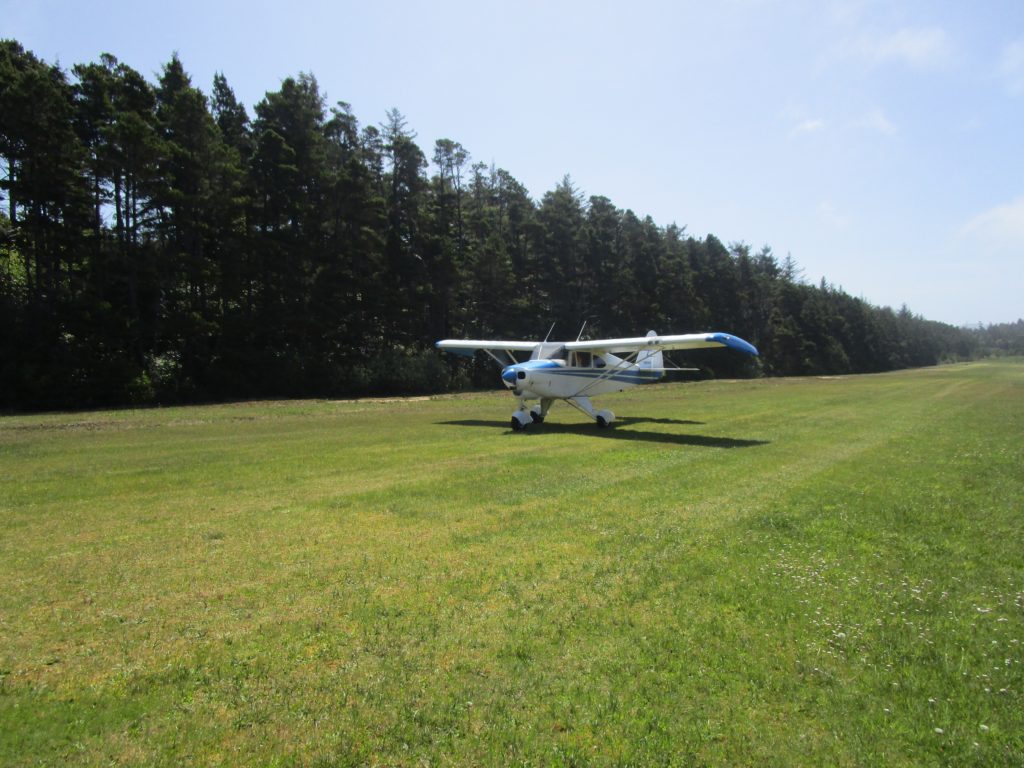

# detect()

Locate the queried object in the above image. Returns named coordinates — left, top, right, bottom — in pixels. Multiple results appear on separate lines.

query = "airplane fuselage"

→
left=500, top=355, right=662, bottom=400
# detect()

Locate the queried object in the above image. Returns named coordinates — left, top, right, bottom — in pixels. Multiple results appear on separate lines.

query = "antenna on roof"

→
left=576, top=321, right=587, bottom=341
left=543, top=322, right=556, bottom=343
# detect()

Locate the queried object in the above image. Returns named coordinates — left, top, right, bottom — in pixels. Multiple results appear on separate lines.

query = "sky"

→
left=4, top=0, right=1022, bottom=326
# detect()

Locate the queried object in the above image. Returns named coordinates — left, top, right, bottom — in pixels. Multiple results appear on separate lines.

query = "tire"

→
left=596, top=415, right=609, bottom=428
left=511, top=417, right=526, bottom=431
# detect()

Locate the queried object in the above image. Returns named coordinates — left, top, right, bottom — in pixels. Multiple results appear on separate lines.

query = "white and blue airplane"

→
left=436, top=329, right=758, bottom=430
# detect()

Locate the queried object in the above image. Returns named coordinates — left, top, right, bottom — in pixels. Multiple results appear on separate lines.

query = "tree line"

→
left=0, top=41, right=1009, bottom=411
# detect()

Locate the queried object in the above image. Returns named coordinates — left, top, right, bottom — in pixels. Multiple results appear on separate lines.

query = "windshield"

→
left=531, top=343, right=566, bottom=360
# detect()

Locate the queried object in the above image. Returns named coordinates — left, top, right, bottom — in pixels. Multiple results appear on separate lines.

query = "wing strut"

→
left=569, top=350, right=644, bottom=398
left=482, top=349, right=515, bottom=367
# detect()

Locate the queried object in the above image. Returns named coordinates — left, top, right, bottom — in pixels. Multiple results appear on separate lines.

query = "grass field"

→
left=1, top=360, right=1022, bottom=766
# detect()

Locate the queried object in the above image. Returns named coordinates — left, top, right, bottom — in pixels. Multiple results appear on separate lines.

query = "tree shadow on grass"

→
left=438, top=418, right=770, bottom=449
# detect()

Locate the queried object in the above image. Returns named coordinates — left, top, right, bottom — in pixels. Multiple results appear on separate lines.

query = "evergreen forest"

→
left=1, top=41, right=1019, bottom=411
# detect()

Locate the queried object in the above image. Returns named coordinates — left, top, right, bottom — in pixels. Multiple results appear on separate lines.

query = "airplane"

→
left=436, top=329, right=759, bottom=431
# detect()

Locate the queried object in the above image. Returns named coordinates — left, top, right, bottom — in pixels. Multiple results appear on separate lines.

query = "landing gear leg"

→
left=567, top=396, right=615, bottom=428
left=530, top=398, right=553, bottom=424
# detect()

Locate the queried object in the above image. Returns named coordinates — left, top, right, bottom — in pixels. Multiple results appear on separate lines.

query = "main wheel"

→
left=511, top=416, right=526, bottom=431
left=530, top=411, right=544, bottom=423
left=596, top=415, right=609, bottom=428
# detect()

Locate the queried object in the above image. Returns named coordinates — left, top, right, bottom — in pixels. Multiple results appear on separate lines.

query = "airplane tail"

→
left=636, top=330, right=664, bottom=372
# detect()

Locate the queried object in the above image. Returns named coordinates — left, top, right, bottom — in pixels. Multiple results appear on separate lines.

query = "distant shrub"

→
left=364, top=348, right=450, bottom=395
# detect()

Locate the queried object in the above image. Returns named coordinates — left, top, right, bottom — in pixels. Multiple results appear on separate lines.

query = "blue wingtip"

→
left=709, top=333, right=759, bottom=356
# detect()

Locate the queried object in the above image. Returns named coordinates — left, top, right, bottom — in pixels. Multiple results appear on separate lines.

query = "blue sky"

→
left=4, top=0, right=1022, bottom=325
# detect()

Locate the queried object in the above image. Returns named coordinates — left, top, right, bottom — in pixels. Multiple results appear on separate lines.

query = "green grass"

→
left=1, top=361, right=1022, bottom=766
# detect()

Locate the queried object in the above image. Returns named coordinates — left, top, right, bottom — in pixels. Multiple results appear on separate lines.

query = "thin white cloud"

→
left=827, top=0, right=869, bottom=27
left=857, top=107, right=896, bottom=135
left=957, top=116, right=983, bottom=133
left=1000, top=38, right=1024, bottom=94
left=817, top=201, right=850, bottom=230
left=791, top=118, right=826, bottom=137
left=961, top=197, right=1024, bottom=249
left=859, top=26, right=953, bottom=70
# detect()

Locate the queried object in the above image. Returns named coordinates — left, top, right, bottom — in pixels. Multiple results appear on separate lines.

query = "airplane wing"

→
left=435, top=339, right=539, bottom=358
left=564, top=332, right=759, bottom=356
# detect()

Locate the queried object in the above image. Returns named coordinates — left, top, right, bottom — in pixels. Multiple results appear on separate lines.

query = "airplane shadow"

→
left=615, top=416, right=705, bottom=427
left=438, top=419, right=770, bottom=449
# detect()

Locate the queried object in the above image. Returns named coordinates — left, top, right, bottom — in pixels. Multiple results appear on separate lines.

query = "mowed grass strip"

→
left=1, top=361, right=1021, bottom=765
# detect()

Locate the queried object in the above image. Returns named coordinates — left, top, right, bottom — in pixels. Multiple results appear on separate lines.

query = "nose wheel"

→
left=511, top=399, right=553, bottom=431
left=510, top=408, right=532, bottom=431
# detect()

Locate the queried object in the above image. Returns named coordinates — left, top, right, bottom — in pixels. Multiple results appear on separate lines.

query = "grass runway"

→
left=1, top=361, right=1022, bottom=765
